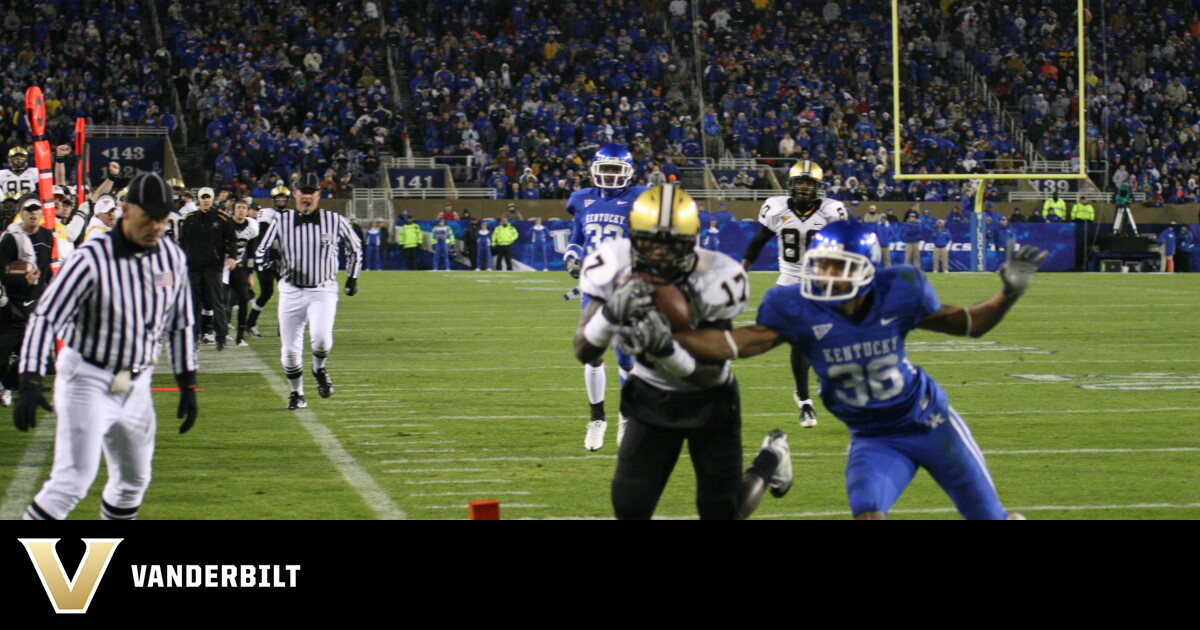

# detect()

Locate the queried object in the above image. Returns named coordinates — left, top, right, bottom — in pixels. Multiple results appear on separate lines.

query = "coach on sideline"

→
left=15, top=172, right=198, bottom=521
left=256, top=172, right=362, bottom=410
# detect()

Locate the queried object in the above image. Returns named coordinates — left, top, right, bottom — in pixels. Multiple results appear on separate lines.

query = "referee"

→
left=14, top=172, right=199, bottom=521
left=255, top=172, right=362, bottom=410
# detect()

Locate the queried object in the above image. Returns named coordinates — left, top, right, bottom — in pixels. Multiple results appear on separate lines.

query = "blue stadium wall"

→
left=373, top=221, right=1199, bottom=272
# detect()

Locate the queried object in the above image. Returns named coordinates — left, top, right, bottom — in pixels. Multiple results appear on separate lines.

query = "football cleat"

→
left=762, top=429, right=793, bottom=498
left=584, top=419, right=607, bottom=451
left=287, top=392, right=307, bottom=410
left=0, top=388, right=10, bottom=408
left=314, top=368, right=334, bottom=398
left=201, top=333, right=215, bottom=345
left=616, top=413, right=628, bottom=447
left=1006, top=511, right=1027, bottom=521
left=795, top=393, right=818, bottom=428
left=236, top=339, right=249, bottom=347
left=247, top=326, right=261, bottom=337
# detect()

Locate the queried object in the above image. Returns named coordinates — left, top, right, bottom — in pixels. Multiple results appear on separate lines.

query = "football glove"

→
left=601, top=277, right=653, bottom=325
left=999, top=241, right=1049, bottom=299
left=565, top=256, right=583, bottom=279
left=13, top=372, right=52, bottom=432
left=344, top=277, right=358, bottom=296
left=176, top=371, right=198, bottom=434
left=616, top=311, right=674, bottom=358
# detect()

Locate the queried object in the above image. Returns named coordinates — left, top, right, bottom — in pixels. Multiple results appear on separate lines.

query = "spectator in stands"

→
left=505, top=203, right=523, bottom=222
left=1009, top=207, right=1026, bottom=223
left=440, top=202, right=458, bottom=221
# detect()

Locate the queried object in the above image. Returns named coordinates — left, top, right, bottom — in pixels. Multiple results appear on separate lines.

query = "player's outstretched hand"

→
left=616, top=311, right=674, bottom=357
left=602, top=277, right=653, bottom=325
left=1000, top=240, right=1049, bottom=299
left=344, top=277, right=358, bottom=296
left=176, top=372, right=198, bottom=434
left=13, top=373, right=51, bottom=432
left=565, top=256, right=583, bottom=280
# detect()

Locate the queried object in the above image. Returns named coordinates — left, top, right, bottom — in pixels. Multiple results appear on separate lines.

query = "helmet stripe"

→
left=659, top=184, right=674, bottom=229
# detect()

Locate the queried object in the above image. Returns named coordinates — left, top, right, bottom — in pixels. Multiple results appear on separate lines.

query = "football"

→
left=6, top=261, right=33, bottom=276
left=632, top=272, right=691, bottom=331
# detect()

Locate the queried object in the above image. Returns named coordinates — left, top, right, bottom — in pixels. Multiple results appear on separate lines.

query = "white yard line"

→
left=0, top=417, right=55, bottom=520
left=523, top=502, right=1200, bottom=520
left=376, top=446, right=1198, bottom=465
left=231, top=349, right=407, bottom=520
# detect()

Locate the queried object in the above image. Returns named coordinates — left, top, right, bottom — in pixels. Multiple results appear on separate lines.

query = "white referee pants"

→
left=278, top=280, right=339, bottom=374
left=33, top=347, right=157, bottom=520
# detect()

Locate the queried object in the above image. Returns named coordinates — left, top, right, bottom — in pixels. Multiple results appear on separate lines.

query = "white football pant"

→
left=278, top=280, right=339, bottom=375
left=33, top=346, right=157, bottom=520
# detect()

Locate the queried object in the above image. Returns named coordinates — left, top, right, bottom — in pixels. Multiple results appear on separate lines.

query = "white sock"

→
left=585, top=364, right=606, bottom=405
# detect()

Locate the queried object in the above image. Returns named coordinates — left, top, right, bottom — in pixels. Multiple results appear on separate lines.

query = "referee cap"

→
left=297, top=172, right=321, bottom=192
left=126, top=172, right=173, bottom=220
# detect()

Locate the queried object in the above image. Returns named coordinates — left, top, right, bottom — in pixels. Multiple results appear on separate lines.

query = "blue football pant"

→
left=844, top=407, right=1006, bottom=520
left=434, top=242, right=450, bottom=270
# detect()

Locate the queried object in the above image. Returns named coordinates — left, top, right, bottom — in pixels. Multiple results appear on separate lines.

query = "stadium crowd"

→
left=163, top=0, right=397, bottom=198
left=396, top=0, right=705, bottom=199
left=0, top=0, right=175, bottom=149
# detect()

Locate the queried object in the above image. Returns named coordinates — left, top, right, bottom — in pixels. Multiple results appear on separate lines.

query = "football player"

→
left=564, top=144, right=647, bottom=451
left=672, top=221, right=1048, bottom=519
left=0, top=147, right=37, bottom=199
left=741, top=160, right=847, bottom=429
left=573, top=184, right=792, bottom=519
left=244, top=184, right=288, bottom=336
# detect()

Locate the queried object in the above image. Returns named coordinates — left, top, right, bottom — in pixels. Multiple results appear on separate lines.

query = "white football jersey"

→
left=580, top=239, right=749, bottom=392
left=757, top=196, right=848, bottom=283
left=0, top=167, right=38, bottom=198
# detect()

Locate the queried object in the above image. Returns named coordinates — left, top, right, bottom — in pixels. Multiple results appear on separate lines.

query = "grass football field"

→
left=0, top=270, right=1197, bottom=520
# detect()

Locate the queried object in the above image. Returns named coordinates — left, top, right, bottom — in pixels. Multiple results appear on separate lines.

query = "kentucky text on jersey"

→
left=585, top=213, right=627, bottom=226
left=820, top=336, right=900, bottom=364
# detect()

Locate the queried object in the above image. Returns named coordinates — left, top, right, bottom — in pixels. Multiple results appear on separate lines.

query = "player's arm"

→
left=573, top=279, right=654, bottom=364
left=741, top=224, right=775, bottom=271
left=339, top=216, right=363, bottom=278
left=673, top=324, right=787, bottom=361
left=255, top=218, right=280, bottom=270
left=564, top=213, right=585, bottom=277
left=918, top=242, right=1048, bottom=338
left=164, top=255, right=199, bottom=432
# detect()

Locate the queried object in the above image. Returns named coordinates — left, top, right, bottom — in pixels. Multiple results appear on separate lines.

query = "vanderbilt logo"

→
left=19, top=538, right=122, bottom=614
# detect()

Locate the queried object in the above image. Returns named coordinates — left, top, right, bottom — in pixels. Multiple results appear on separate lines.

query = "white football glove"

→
left=564, top=256, right=582, bottom=279
left=999, top=240, right=1049, bottom=299
left=615, top=311, right=674, bottom=357
left=601, top=277, right=654, bottom=325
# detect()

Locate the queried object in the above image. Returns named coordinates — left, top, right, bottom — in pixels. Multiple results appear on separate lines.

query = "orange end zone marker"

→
left=469, top=499, right=500, bottom=520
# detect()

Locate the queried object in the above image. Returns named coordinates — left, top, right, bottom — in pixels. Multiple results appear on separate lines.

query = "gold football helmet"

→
left=788, top=160, right=824, bottom=207
left=628, top=184, right=700, bottom=281
left=7, top=146, right=29, bottom=170
left=271, top=184, right=291, bottom=209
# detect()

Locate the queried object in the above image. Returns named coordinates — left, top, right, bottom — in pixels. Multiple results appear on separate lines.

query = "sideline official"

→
left=255, top=173, right=362, bottom=410
left=15, top=172, right=198, bottom=521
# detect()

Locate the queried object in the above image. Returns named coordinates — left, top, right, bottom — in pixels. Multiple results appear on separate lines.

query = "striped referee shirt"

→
left=255, top=208, right=362, bottom=287
left=19, top=222, right=197, bottom=376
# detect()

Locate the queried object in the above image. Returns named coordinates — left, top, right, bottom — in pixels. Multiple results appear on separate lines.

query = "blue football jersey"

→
left=564, top=185, right=648, bottom=260
left=757, top=266, right=949, bottom=437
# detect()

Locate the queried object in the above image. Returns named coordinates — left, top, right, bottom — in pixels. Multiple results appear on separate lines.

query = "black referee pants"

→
left=493, top=245, right=513, bottom=270
left=190, top=265, right=228, bottom=345
left=612, top=378, right=744, bottom=520
left=227, top=268, right=252, bottom=339
left=0, top=325, right=25, bottom=390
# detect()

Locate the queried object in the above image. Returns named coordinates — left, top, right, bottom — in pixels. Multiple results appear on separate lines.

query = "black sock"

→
left=791, top=343, right=811, bottom=400
left=747, top=448, right=780, bottom=483
left=590, top=401, right=605, bottom=421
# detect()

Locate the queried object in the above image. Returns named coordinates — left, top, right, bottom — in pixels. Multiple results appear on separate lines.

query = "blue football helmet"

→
left=590, top=143, right=635, bottom=189
left=799, top=221, right=882, bottom=302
